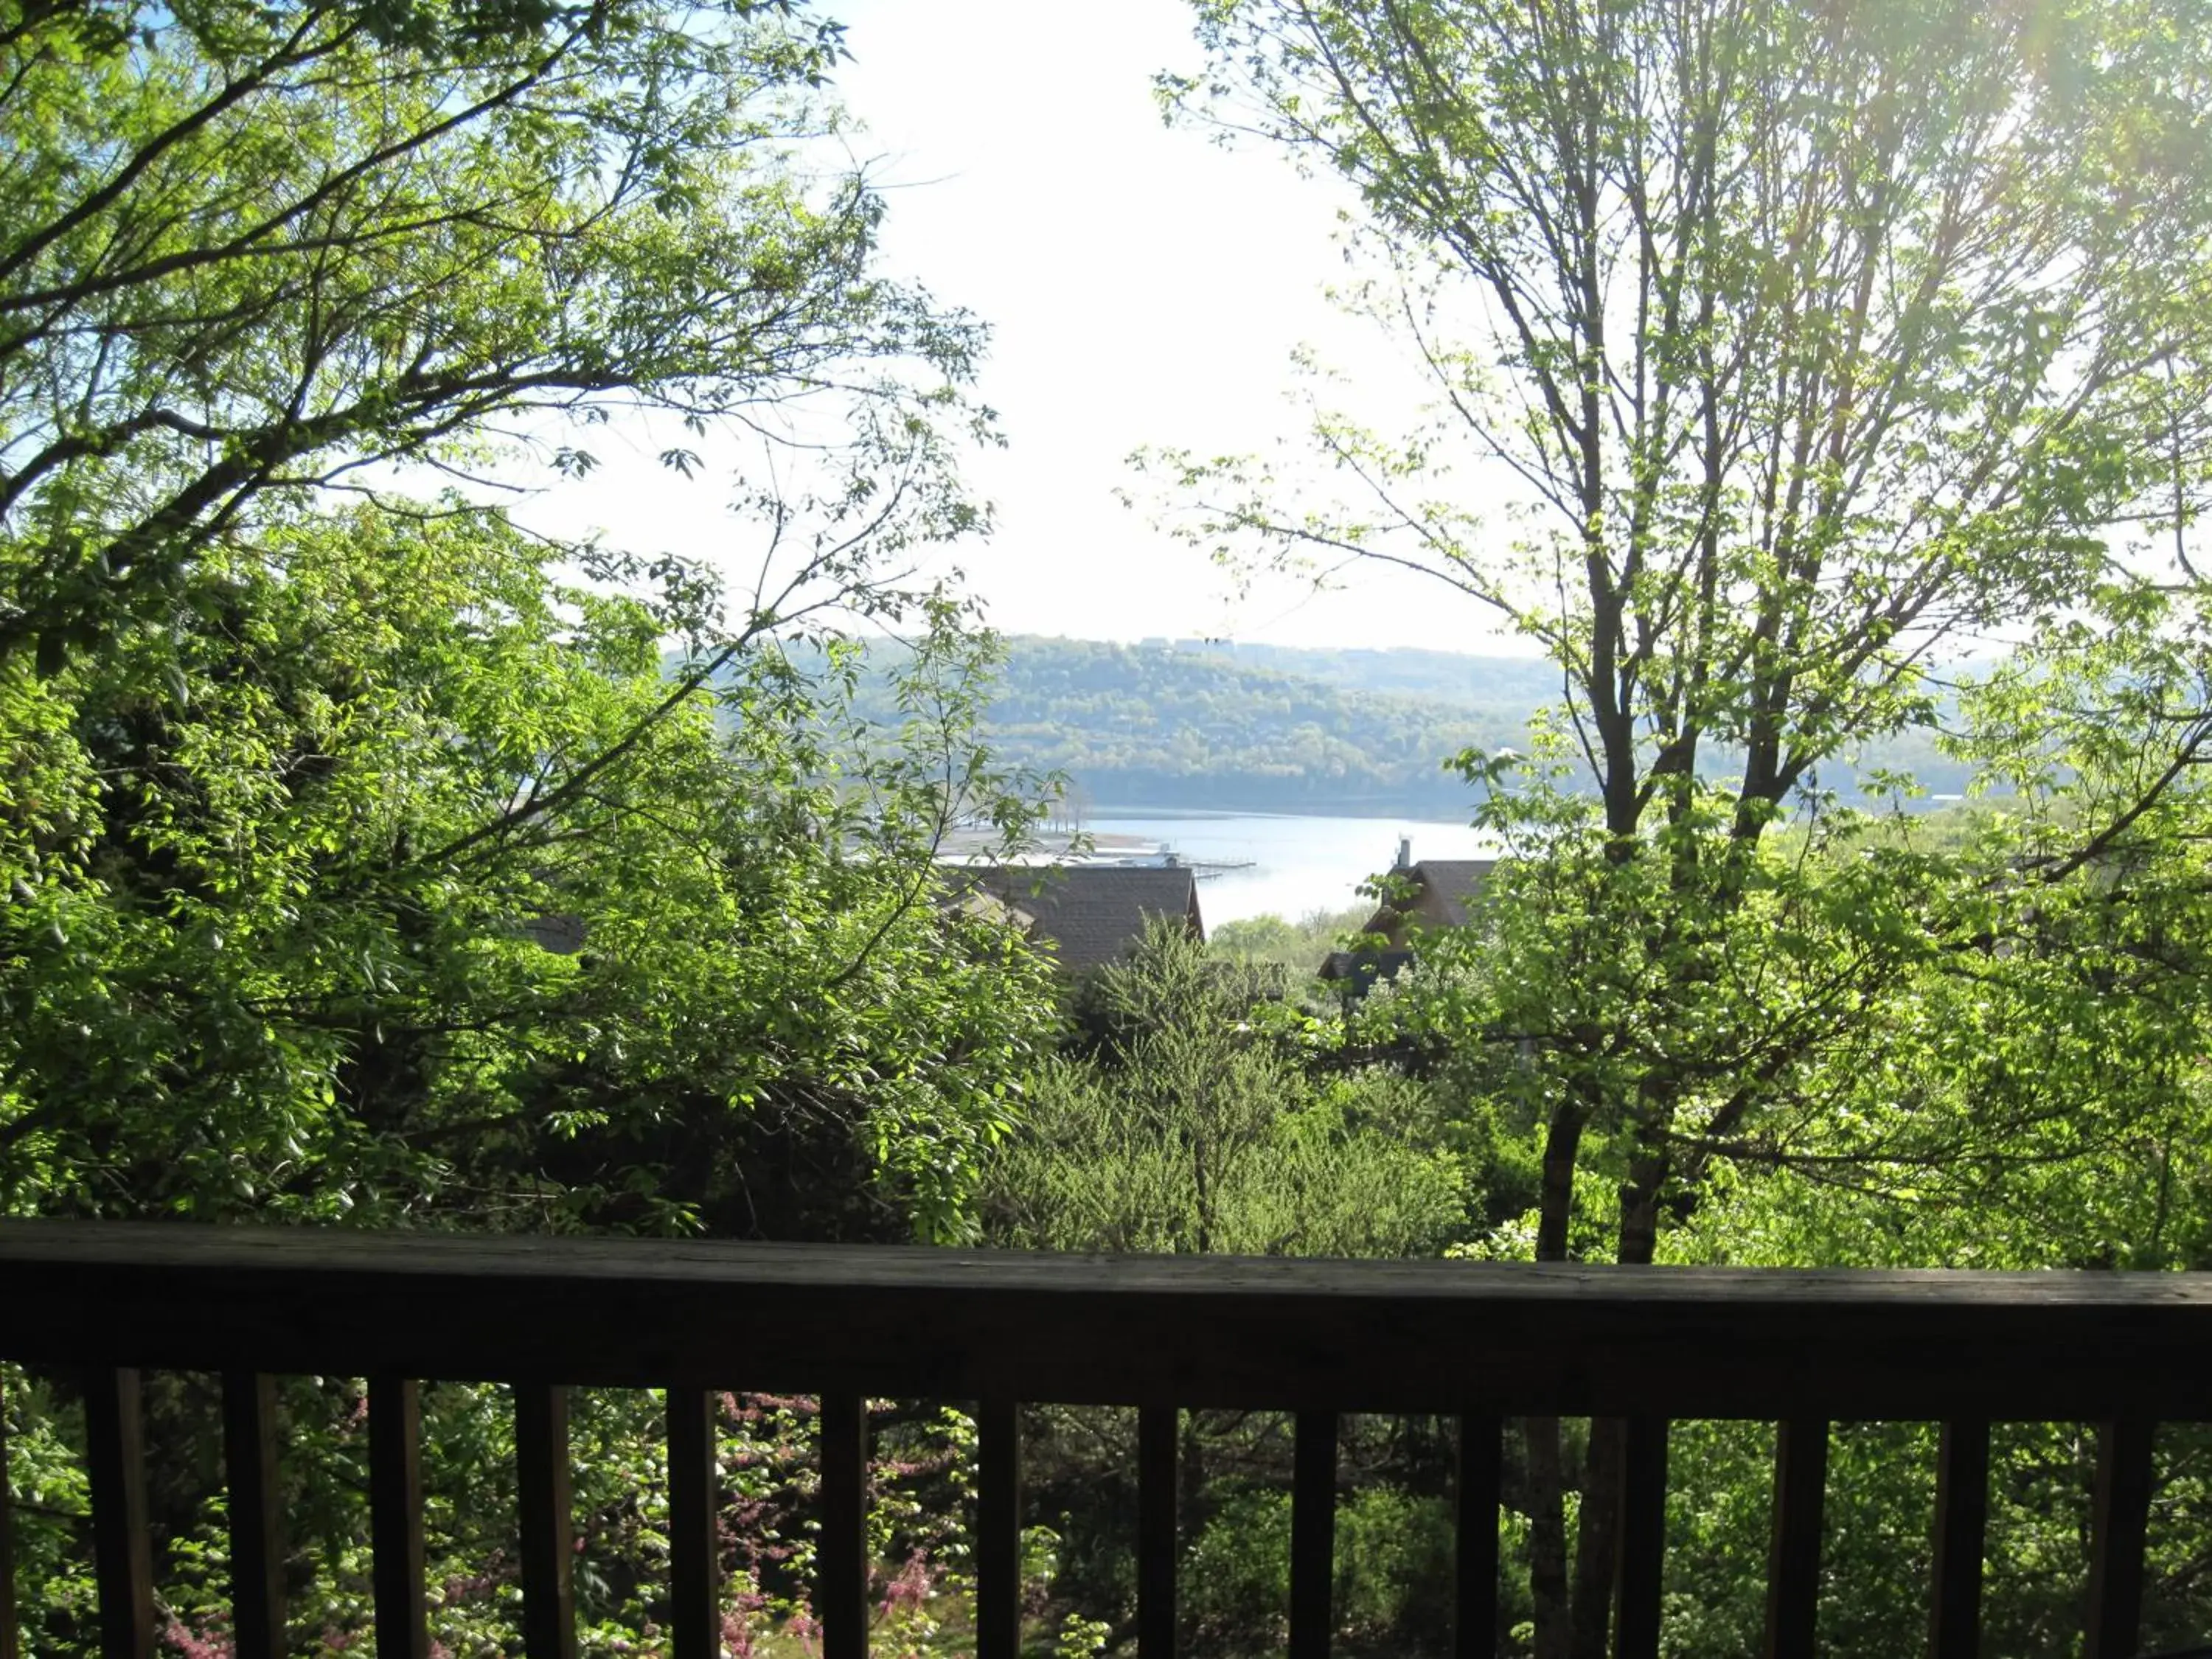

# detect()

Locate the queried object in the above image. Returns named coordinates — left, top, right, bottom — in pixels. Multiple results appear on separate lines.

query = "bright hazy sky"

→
left=515, top=0, right=1522, bottom=654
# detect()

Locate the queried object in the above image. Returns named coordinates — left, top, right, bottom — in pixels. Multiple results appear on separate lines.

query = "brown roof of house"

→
left=1346, top=858, right=1499, bottom=947
left=959, top=864, right=1203, bottom=971
left=1402, top=859, right=1496, bottom=927
left=1324, top=858, right=1498, bottom=985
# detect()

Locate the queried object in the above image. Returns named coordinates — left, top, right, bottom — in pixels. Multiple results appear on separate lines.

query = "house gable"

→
left=1318, top=849, right=1498, bottom=993
left=1361, top=858, right=1497, bottom=947
left=959, top=864, right=1204, bottom=972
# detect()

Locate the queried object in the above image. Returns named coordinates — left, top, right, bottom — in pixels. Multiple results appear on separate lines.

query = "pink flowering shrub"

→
left=161, top=1614, right=234, bottom=1659
left=4, top=1361, right=1023, bottom=1659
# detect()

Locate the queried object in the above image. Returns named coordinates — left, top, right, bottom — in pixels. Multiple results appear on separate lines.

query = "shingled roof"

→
left=1320, top=853, right=1499, bottom=993
left=1382, top=858, right=1497, bottom=931
left=961, top=864, right=1204, bottom=972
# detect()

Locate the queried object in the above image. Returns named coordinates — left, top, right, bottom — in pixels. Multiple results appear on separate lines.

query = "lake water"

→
left=1085, top=810, right=1502, bottom=926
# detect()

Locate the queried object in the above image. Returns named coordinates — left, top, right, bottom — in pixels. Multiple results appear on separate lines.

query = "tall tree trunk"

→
left=1569, top=1127, right=1675, bottom=1656
left=1534, top=1099, right=1587, bottom=1262
left=1525, top=1096, right=1590, bottom=1657
left=1615, top=1119, right=1671, bottom=1273
left=1526, top=1416, right=1573, bottom=1659
left=1570, top=1422, right=1622, bottom=1659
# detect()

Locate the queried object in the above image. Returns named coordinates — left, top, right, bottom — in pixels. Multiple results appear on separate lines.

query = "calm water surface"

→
left=1086, top=810, right=1501, bottom=926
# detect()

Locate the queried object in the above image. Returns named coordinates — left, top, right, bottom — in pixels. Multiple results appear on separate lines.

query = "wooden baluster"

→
left=369, top=1377, right=428, bottom=1659
left=976, top=1400, right=1022, bottom=1659
left=1614, top=1418, right=1669, bottom=1659
left=1289, top=1411, right=1338, bottom=1659
left=1763, top=1418, right=1828, bottom=1659
left=83, top=1368, right=154, bottom=1659
left=2, top=1368, right=18, bottom=1659
left=1930, top=1418, right=1990, bottom=1659
left=666, top=1390, right=719, bottom=1659
left=515, top=1386, right=577, bottom=1659
left=1453, top=1414, right=1500, bottom=1659
left=222, top=1374, right=285, bottom=1659
left=2086, top=1417, right=2155, bottom=1659
left=817, top=1393, right=868, bottom=1659
left=1137, top=1406, right=1178, bottom=1659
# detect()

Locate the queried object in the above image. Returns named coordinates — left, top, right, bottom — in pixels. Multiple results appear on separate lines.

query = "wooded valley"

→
left=6, top=0, right=2212, bottom=1653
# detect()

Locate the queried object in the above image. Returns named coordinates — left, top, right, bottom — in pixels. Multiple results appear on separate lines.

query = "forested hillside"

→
left=14, top=0, right=2212, bottom=1655
left=928, top=637, right=1975, bottom=815
left=978, top=637, right=1530, bottom=813
left=1178, top=640, right=1562, bottom=707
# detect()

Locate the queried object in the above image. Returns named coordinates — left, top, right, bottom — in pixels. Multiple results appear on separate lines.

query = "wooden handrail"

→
left=3, top=1221, right=2211, bottom=1415
left=1, top=1221, right=2206, bottom=1658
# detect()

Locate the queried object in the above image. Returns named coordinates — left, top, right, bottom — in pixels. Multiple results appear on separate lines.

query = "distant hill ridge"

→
left=1127, top=637, right=1563, bottom=709
left=978, top=636, right=1538, bottom=815
left=699, top=634, right=1971, bottom=819
left=987, top=636, right=1973, bottom=817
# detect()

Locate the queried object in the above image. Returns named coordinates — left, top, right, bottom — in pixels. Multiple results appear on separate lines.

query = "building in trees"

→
left=1318, top=846, right=1495, bottom=992
left=1360, top=849, right=1498, bottom=945
left=958, top=865, right=1205, bottom=973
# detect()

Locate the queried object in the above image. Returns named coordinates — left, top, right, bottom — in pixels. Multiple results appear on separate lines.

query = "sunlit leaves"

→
left=0, top=0, right=985, bottom=667
left=0, top=504, right=1059, bottom=1237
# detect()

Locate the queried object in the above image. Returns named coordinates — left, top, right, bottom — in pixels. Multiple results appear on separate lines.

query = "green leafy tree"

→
left=983, top=920, right=1464, bottom=1259
left=0, top=503, right=1059, bottom=1237
left=0, top=0, right=982, bottom=669
left=0, top=0, right=1070, bottom=1239
left=1152, top=0, right=2212, bottom=1649
left=0, top=1, right=1074, bottom=1652
left=980, top=922, right=1468, bottom=1657
left=1208, top=904, right=1368, bottom=978
left=0, top=495, right=1068, bottom=1654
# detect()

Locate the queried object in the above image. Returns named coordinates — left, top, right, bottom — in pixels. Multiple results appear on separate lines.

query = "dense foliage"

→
left=1158, top=0, right=2212, bottom=1649
left=977, top=925, right=1478, bottom=1658
left=0, top=509, right=1060, bottom=1240
left=0, top=0, right=1071, bottom=1652
left=1206, top=903, right=1370, bottom=975
left=12, top=0, right=2212, bottom=1653
left=0, top=0, right=1062, bottom=1242
left=982, top=922, right=1467, bottom=1259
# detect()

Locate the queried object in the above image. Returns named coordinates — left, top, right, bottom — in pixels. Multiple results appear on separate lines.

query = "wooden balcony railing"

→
left=1, top=1222, right=2209, bottom=1659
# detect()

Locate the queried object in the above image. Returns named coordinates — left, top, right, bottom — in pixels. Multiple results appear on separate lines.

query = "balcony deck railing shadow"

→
left=1, top=1221, right=2208, bottom=1659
